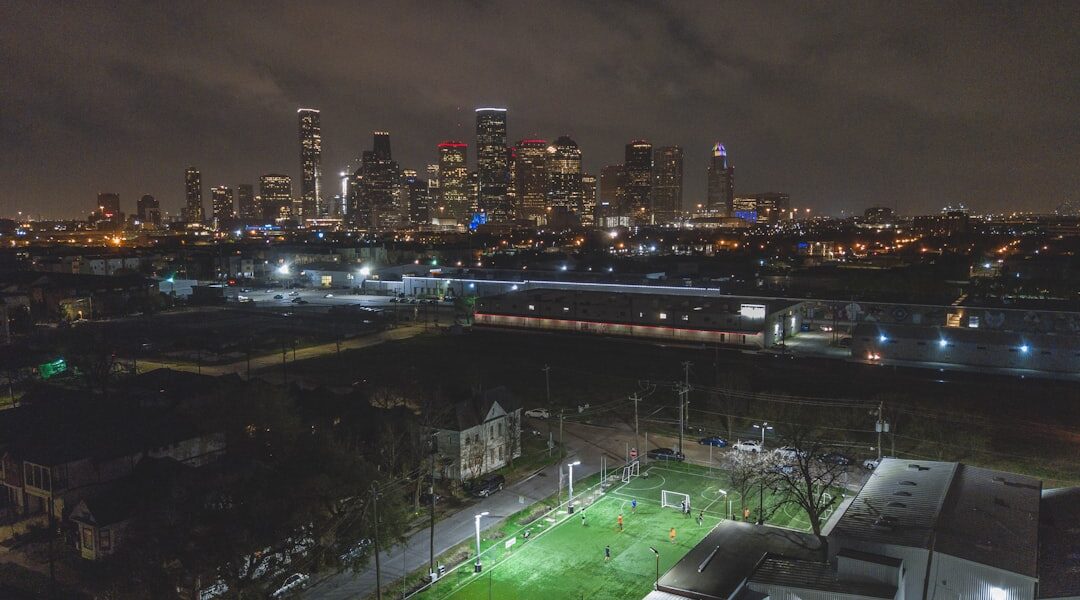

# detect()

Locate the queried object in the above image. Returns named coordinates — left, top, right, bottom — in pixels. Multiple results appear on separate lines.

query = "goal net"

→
left=662, top=490, right=691, bottom=512
left=621, top=460, right=640, bottom=483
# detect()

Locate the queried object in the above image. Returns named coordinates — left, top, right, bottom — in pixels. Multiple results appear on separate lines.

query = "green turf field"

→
left=412, top=462, right=839, bottom=600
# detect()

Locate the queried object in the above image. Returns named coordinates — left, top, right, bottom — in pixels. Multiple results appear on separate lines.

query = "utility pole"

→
left=875, top=400, right=890, bottom=461
left=372, top=484, right=382, bottom=600
left=429, top=434, right=437, bottom=578
left=677, top=384, right=687, bottom=455
left=558, top=409, right=565, bottom=457
left=630, top=393, right=641, bottom=460
left=544, top=365, right=553, bottom=452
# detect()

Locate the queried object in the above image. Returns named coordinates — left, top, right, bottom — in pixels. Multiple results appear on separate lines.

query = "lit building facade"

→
left=260, top=174, right=292, bottom=221
left=298, top=108, right=323, bottom=221
left=236, top=184, right=257, bottom=220
left=651, top=145, right=683, bottom=224
left=546, top=136, right=583, bottom=216
left=475, top=108, right=511, bottom=222
left=598, top=164, right=627, bottom=227
left=514, top=139, right=548, bottom=223
left=210, top=186, right=234, bottom=227
left=581, top=173, right=597, bottom=226
left=184, top=167, right=204, bottom=223
left=352, top=131, right=400, bottom=231
left=437, top=141, right=470, bottom=223
left=706, top=142, right=734, bottom=216
left=402, top=169, right=429, bottom=226
left=624, top=141, right=652, bottom=225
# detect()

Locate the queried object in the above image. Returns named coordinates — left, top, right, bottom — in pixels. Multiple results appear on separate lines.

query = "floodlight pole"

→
left=567, top=460, right=581, bottom=513
left=474, top=511, right=489, bottom=572
left=650, top=547, right=660, bottom=590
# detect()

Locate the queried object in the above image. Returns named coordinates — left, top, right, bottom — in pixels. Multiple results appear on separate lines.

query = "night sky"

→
left=2, top=1, right=1078, bottom=219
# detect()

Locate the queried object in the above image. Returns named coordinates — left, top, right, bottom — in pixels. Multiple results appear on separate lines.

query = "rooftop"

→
left=749, top=554, right=898, bottom=599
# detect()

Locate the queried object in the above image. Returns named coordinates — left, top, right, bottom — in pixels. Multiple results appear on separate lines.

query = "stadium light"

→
left=567, top=460, right=581, bottom=514
left=752, top=422, right=773, bottom=446
left=474, top=511, right=489, bottom=572
left=277, top=264, right=290, bottom=276
left=358, top=266, right=371, bottom=277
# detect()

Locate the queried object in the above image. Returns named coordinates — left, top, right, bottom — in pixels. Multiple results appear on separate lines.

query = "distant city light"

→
left=938, top=339, right=947, bottom=348
left=359, top=266, right=371, bottom=277
left=1020, top=345, right=1029, bottom=353
left=277, top=264, right=290, bottom=275
left=879, top=334, right=888, bottom=343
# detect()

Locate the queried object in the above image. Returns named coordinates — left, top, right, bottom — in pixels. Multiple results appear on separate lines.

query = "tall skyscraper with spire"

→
left=651, top=145, right=683, bottom=224
left=184, top=167, right=204, bottom=223
left=624, top=141, right=652, bottom=224
left=706, top=142, right=734, bottom=216
left=475, top=108, right=511, bottom=222
left=298, top=108, right=323, bottom=221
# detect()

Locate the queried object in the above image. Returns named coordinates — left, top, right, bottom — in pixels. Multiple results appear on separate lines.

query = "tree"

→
left=770, top=425, right=847, bottom=556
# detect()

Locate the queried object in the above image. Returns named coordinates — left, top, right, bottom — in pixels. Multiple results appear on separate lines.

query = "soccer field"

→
left=413, top=462, right=835, bottom=600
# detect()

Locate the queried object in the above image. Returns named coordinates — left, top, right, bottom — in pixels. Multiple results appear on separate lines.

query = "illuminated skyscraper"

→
left=260, top=174, right=292, bottom=221
left=352, top=132, right=400, bottom=231
left=581, top=173, right=597, bottom=226
left=298, top=108, right=323, bottom=221
left=598, top=164, right=626, bottom=227
left=546, top=136, right=582, bottom=216
left=184, top=167, right=204, bottom=223
left=476, top=108, right=511, bottom=222
left=706, top=142, right=734, bottom=215
left=438, top=141, right=469, bottom=223
left=236, top=184, right=257, bottom=219
left=624, top=141, right=652, bottom=224
left=514, top=138, right=548, bottom=223
left=137, top=194, right=160, bottom=226
left=651, top=145, right=683, bottom=224
left=211, top=186, right=234, bottom=227
left=402, top=169, right=429, bottom=226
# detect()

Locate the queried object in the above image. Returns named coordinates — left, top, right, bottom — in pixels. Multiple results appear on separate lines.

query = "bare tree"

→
left=770, top=425, right=848, bottom=555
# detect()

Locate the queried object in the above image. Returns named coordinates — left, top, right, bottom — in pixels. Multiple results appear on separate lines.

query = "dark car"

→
left=647, top=448, right=686, bottom=461
left=468, top=474, right=506, bottom=497
left=697, top=436, right=728, bottom=448
left=817, top=452, right=853, bottom=466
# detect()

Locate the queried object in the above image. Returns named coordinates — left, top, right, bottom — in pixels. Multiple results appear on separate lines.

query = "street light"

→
left=473, top=511, right=489, bottom=572
left=359, top=266, right=371, bottom=277
left=752, top=422, right=773, bottom=446
left=567, top=460, right=581, bottom=514
left=649, top=547, right=660, bottom=590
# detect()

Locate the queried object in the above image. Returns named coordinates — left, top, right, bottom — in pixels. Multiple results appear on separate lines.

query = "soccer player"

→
left=696, top=510, right=704, bottom=526
left=604, top=545, right=611, bottom=562
left=581, top=511, right=586, bottom=526
left=669, top=527, right=677, bottom=544
left=617, top=514, right=624, bottom=531
left=631, top=498, right=637, bottom=513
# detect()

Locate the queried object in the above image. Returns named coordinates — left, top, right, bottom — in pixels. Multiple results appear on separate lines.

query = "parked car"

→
left=339, top=538, right=372, bottom=563
left=273, top=294, right=284, bottom=299
left=817, top=452, right=853, bottom=466
left=323, top=293, right=335, bottom=298
left=288, top=291, right=300, bottom=296
left=697, top=436, right=728, bottom=448
left=733, top=440, right=763, bottom=453
left=773, top=446, right=806, bottom=461
left=270, top=573, right=309, bottom=597
left=769, top=463, right=796, bottom=475
left=524, top=408, right=550, bottom=419
left=862, top=456, right=893, bottom=470
left=646, top=447, right=686, bottom=461
left=468, top=474, right=506, bottom=497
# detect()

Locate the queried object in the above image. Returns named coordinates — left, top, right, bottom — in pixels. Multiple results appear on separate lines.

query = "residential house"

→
left=435, top=387, right=522, bottom=482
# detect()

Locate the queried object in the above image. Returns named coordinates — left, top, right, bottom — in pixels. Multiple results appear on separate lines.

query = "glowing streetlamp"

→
left=567, top=460, right=581, bottom=514
left=473, top=511, right=489, bottom=572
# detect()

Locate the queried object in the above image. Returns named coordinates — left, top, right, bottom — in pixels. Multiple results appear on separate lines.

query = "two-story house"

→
left=435, top=387, right=522, bottom=482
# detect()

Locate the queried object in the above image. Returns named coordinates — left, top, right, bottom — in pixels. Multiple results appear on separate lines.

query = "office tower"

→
left=426, top=164, right=441, bottom=221
left=438, top=141, right=469, bottom=223
left=706, top=142, right=734, bottom=216
left=236, top=184, right=257, bottom=219
left=211, top=186, right=234, bottom=226
left=184, top=167, right=204, bottom=223
left=546, top=136, right=583, bottom=216
left=402, top=169, right=429, bottom=226
left=732, top=196, right=758, bottom=223
left=352, top=132, right=401, bottom=230
left=260, top=174, right=292, bottom=221
left=651, top=145, right=683, bottom=224
left=298, top=108, right=322, bottom=221
left=97, top=192, right=121, bottom=218
left=623, top=141, right=652, bottom=224
left=598, top=165, right=626, bottom=227
left=137, top=194, right=160, bottom=226
left=476, top=108, right=511, bottom=222
left=752, top=192, right=790, bottom=224
left=514, top=138, right=548, bottom=223
left=581, top=173, right=597, bottom=226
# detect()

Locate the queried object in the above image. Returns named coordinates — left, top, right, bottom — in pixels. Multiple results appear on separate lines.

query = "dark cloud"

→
left=1, top=0, right=1077, bottom=218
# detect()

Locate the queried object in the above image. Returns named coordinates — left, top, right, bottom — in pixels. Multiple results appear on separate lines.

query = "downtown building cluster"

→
left=104, top=106, right=794, bottom=234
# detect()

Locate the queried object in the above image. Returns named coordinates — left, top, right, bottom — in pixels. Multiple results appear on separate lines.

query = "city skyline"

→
left=2, top=2, right=1078, bottom=219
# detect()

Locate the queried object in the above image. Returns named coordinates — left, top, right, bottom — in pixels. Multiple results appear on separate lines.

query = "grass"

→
left=411, top=462, right=832, bottom=600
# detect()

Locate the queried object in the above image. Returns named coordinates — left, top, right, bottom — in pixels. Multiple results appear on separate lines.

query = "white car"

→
left=733, top=440, right=763, bottom=453
left=524, top=408, right=550, bottom=419
left=773, top=446, right=805, bottom=461
left=863, top=456, right=893, bottom=470
left=270, top=573, right=309, bottom=597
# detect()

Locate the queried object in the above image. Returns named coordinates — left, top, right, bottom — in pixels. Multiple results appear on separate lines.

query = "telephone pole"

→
left=630, top=393, right=641, bottom=460
left=677, top=383, right=688, bottom=455
left=874, top=400, right=890, bottom=461
left=372, top=484, right=382, bottom=600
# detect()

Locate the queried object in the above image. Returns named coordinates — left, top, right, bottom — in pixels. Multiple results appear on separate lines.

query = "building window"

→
left=562, top=307, right=570, bottom=312
left=659, top=312, right=667, bottom=320
left=528, top=304, right=535, bottom=311
left=100, top=529, right=111, bottom=552
left=81, top=528, right=94, bottom=551
left=681, top=315, right=689, bottom=321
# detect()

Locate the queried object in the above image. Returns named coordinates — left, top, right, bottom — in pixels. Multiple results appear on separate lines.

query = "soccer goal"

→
left=661, top=490, right=691, bottom=512
left=621, top=460, right=640, bottom=483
